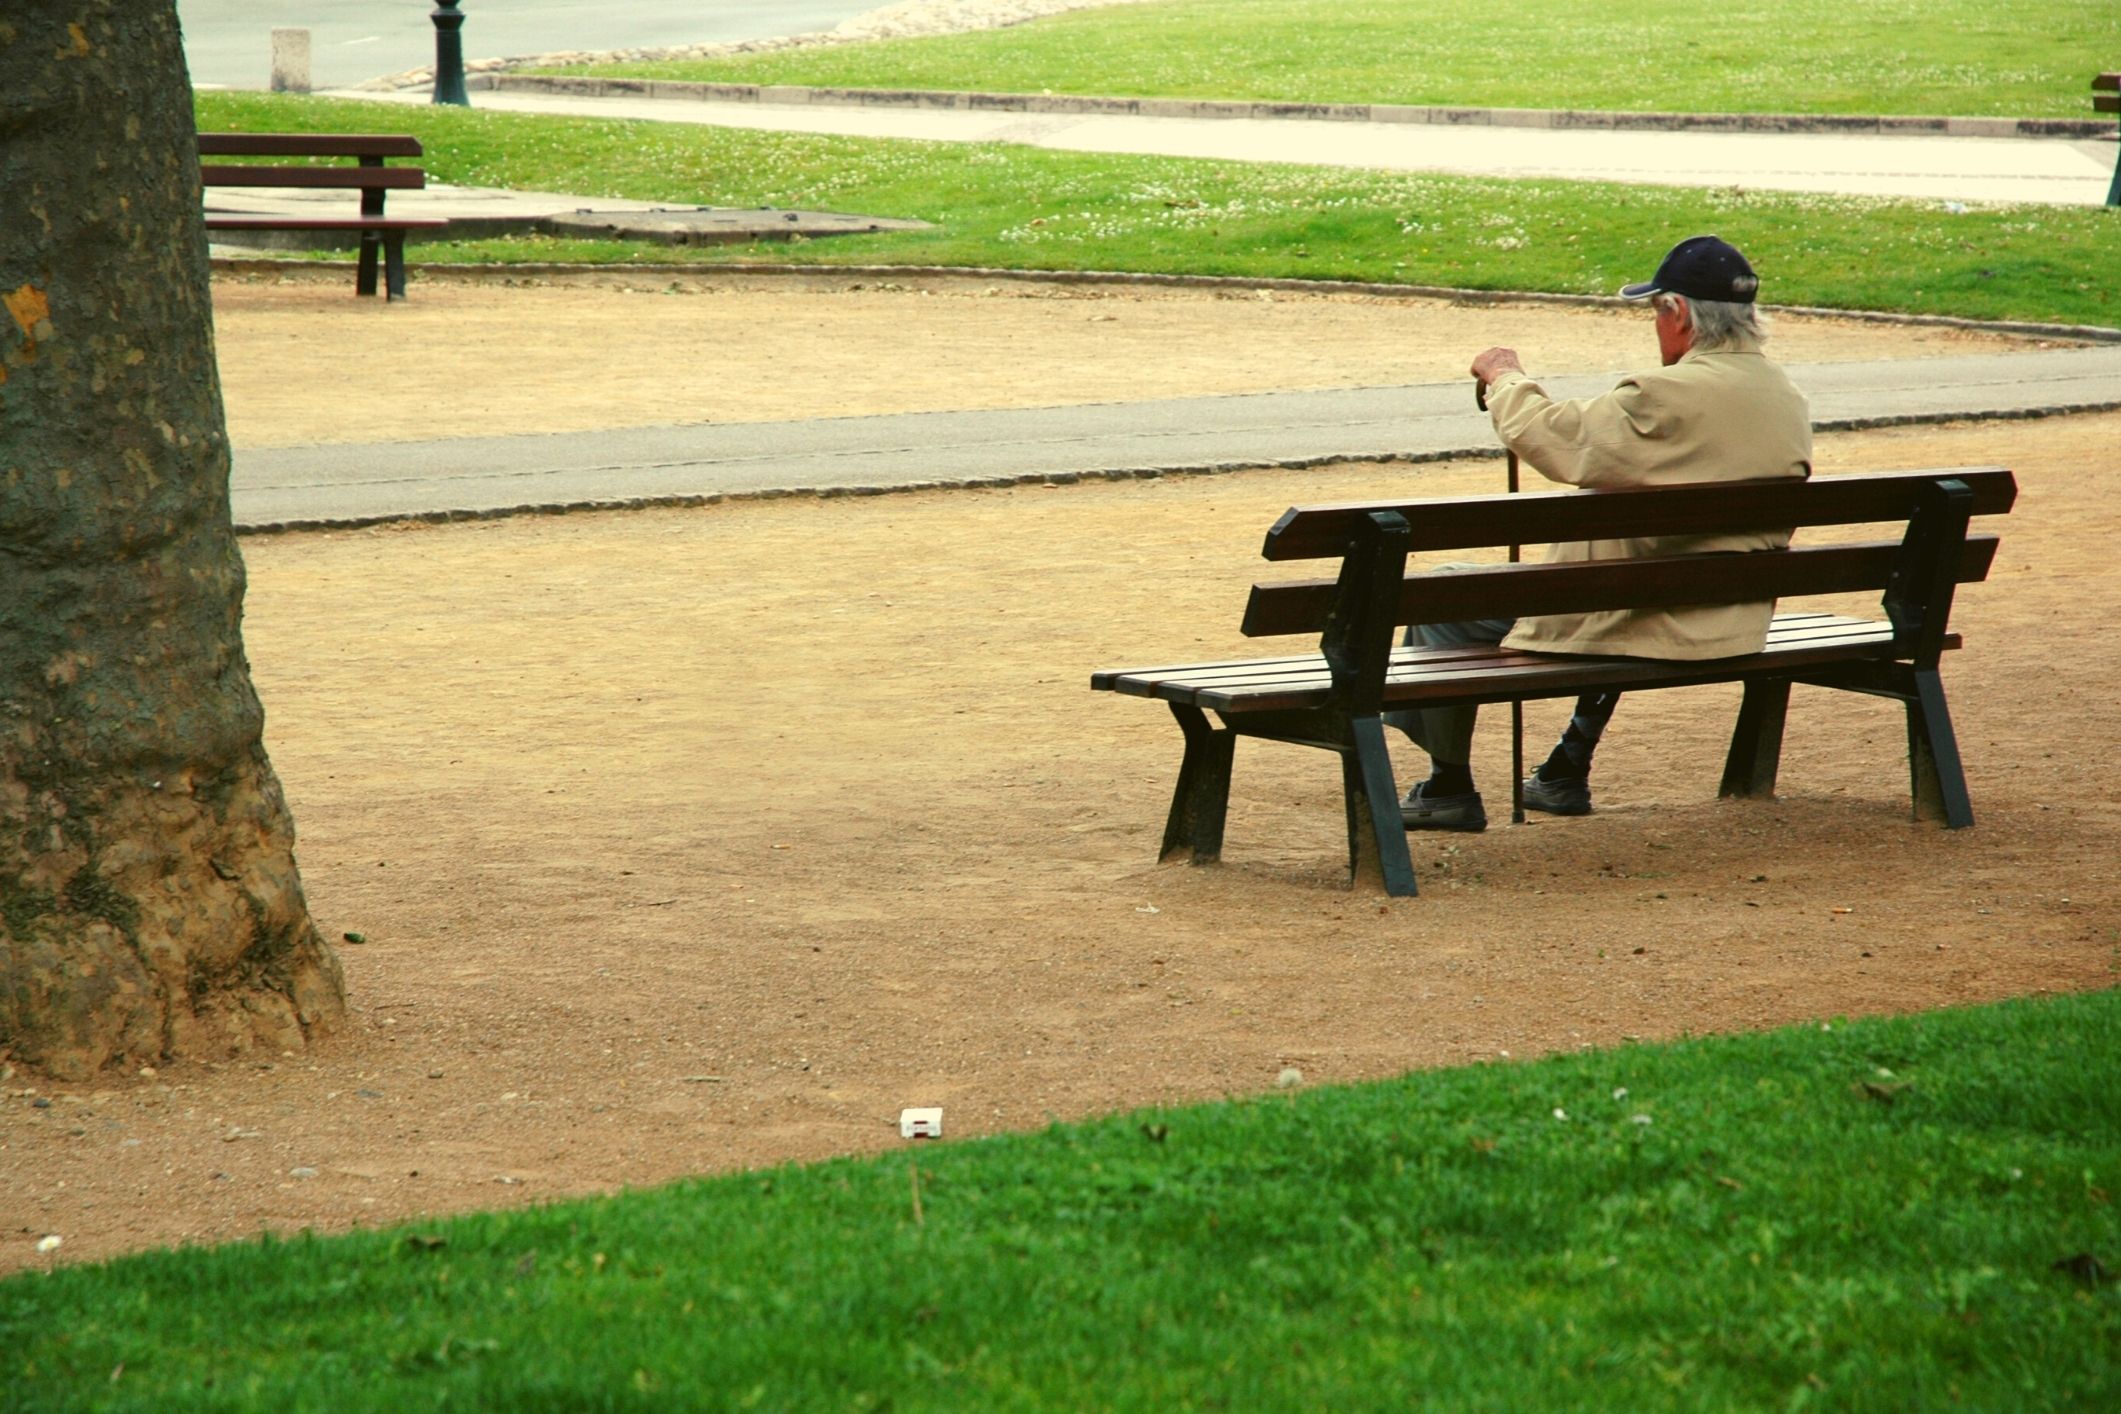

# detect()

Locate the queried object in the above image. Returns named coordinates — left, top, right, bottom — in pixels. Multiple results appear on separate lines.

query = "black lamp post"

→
left=432, top=0, right=469, bottom=106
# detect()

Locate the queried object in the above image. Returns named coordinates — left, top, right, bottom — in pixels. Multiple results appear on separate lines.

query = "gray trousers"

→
left=1382, top=616, right=1516, bottom=766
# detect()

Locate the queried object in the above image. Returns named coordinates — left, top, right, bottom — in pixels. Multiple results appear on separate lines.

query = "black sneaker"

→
left=1521, top=773, right=1592, bottom=816
left=1401, top=781, right=1487, bottom=832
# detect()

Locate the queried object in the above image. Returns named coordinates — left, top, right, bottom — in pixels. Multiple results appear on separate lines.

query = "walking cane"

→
left=1476, top=378, right=1526, bottom=825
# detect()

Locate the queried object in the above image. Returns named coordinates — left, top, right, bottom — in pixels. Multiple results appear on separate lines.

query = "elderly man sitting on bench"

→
left=1394, top=234, right=1815, bottom=832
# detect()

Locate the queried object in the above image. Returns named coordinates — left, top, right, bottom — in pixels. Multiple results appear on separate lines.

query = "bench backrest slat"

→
left=199, top=165, right=426, bottom=191
left=1261, top=467, right=2016, bottom=561
left=197, top=134, right=423, bottom=159
left=1243, top=534, right=2000, bottom=638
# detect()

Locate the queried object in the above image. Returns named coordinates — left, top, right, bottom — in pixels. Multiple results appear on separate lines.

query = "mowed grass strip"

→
left=5, top=989, right=2120, bottom=1408
left=197, top=96, right=2121, bottom=331
left=552, top=0, right=2119, bottom=120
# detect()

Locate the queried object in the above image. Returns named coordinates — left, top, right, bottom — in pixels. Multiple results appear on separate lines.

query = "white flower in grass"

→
left=1612, top=1087, right=1629, bottom=1101
left=1631, top=1114, right=1654, bottom=1126
left=1552, top=1108, right=1569, bottom=1121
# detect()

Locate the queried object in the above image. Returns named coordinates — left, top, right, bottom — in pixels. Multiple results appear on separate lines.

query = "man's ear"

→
left=1654, top=296, right=1695, bottom=364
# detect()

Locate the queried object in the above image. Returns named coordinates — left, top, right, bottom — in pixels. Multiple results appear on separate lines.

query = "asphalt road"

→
left=178, top=0, right=882, bottom=90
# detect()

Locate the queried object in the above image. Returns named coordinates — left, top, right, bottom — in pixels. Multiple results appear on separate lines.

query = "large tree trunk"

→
left=0, top=3, right=344, bottom=1079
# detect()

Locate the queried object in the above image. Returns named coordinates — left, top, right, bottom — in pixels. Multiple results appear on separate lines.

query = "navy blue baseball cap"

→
left=1620, top=235, right=1761, bottom=303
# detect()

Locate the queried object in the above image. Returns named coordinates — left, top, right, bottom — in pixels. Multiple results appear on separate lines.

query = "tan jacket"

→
left=1484, top=337, right=1813, bottom=660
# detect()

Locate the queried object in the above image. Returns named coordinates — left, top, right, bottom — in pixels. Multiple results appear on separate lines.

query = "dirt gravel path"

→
left=4, top=274, right=2113, bottom=1274
left=208, top=269, right=2068, bottom=449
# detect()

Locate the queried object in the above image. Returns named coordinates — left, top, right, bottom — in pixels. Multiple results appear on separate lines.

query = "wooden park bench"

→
left=2097, top=71, right=2120, bottom=206
left=1092, top=467, right=2017, bottom=897
left=198, top=133, right=447, bottom=299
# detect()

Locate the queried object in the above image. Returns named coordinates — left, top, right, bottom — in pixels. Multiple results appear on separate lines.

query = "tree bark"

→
left=0, top=3, right=344, bottom=1079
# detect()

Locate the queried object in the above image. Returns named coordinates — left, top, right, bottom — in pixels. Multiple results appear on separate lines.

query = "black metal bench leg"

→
left=1160, top=705, right=1235, bottom=865
left=356, top=230, right=381, bottom=297
left=384, top=234, right=408, bottom=300
left=1906, top=667, right=1974, bottom=827
left=1344, top=716, right=1418, bottom=897
left=1720, top=678, right=1791, bottom=799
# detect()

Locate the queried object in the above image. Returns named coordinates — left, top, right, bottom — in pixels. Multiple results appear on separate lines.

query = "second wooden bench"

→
left=199, top=133, right=448, bottom=299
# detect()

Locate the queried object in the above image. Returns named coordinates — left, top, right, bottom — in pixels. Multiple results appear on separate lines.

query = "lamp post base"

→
left=432, top=1, right=469, bottom=107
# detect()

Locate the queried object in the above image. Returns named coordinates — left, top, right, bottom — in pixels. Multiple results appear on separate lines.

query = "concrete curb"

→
left=207, top=256, right=2121, bottom=347
left=481, top=74, right=2116, bottom=141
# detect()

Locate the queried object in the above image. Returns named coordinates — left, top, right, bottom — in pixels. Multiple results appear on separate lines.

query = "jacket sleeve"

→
left=1484, top=368, right=1670, bottom=489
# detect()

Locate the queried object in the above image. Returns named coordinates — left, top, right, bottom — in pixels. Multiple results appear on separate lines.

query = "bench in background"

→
left=199, top=133, right=448, bottom=299
left=1093, top=468, right=2017, bottom=897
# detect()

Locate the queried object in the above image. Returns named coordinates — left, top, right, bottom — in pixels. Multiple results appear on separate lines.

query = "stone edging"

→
left=480, top=74, right=2116, bottom=141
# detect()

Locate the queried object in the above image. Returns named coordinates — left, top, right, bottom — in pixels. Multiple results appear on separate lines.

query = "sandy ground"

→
left=4, top=272, right=2115, bottom=1274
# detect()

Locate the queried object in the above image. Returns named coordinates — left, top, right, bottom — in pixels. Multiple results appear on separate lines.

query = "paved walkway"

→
left=231, top=346, right=2121, bottom=529
left=333, top=84, right=2120, bottom=207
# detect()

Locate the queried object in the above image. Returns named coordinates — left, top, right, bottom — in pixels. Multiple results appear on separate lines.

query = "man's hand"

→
left=1471, top=346, right=1525, bottom=386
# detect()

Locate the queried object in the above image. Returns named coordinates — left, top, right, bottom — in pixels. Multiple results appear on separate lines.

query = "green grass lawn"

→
left=7, top=987, right=2119, bottom=1409
left=198, top=94, right=2121, bottom=331
left=550, top=0, right=2120, bottom=120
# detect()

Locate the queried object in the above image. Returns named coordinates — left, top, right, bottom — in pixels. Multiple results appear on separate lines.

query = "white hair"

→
left=1654, top=292, right=1767, bottom=350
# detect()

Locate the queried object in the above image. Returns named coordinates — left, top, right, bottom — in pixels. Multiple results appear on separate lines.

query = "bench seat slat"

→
left=1135, top=640, right=1649, bottom=696
left=1200, top=624, right=1945, bottom=714
left=1088, top=633, right=1569, bottom=691
left=202, top=215, right=450, bottom=232
left=1106, top=615, right=1897, bottom=701
left=1092, top=612, right=1864, bottom=693
left=1098, top=615, right=1939, bottom=714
